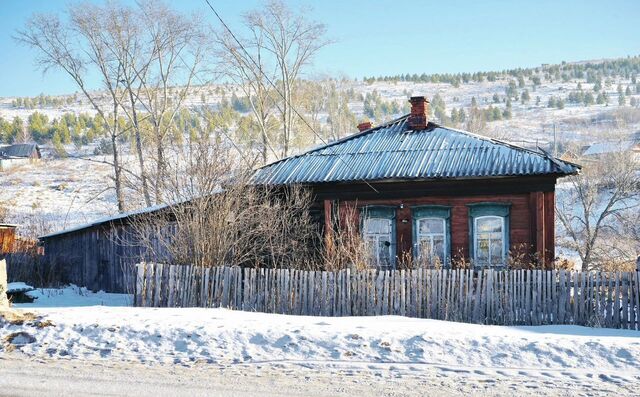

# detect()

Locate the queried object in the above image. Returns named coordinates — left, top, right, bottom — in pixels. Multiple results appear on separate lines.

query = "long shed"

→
left=39, top=205, right=169, bottom=292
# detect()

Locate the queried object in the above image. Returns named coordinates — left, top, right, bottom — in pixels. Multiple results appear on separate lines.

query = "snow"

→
left=2, top=286, right=640, bottom=391
left=6, top=282, right=34, bottom=294
left=0, top=157, right=118, bottom=231
left=13, top=285, right=132, bottom=308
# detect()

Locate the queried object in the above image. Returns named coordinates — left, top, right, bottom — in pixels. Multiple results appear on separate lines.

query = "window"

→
left=417, top=218, right=446, bottom=264
left=412, top=206, right=451, bottom=267
left=474, top=216, right=504, bottom=267
left=361, top=206, right=396, bottom=269
left=468, top=203, right=510, bottom=268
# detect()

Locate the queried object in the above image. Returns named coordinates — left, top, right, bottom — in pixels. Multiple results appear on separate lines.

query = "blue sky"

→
left=1, top=0, right=638, bottom=97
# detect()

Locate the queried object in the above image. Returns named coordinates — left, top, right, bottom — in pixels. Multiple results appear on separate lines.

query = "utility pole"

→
left=553, top=123, right=557, bottom=156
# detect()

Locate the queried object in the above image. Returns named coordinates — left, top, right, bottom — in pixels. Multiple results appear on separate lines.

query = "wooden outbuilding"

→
left=0, top=224, right=17, bottom=257
left=0, top=143, right=41, bottom=171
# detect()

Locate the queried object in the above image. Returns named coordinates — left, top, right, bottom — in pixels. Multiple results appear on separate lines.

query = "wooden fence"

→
left=134, top=263, right=640, bottom=329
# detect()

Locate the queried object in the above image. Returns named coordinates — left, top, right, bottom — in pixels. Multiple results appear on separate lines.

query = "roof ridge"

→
left=255, top=114, right=410, bottom=171
left=433, top=124, right=581, bottom=172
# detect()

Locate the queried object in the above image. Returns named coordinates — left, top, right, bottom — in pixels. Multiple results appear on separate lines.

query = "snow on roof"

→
left=582, top=140, right=638, bottom=156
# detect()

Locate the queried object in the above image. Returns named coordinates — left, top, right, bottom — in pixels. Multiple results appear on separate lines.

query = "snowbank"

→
left=2, top=283, right=640, bottom=389
left=1, top=306, right=639, bottom=385
left=13, top=285, right=131, bottom=308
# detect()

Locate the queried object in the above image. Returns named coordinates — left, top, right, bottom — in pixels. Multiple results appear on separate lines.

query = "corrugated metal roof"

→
left=252, top=115, right=580, bottom=185
left=0, top=143, right=39, bottom=158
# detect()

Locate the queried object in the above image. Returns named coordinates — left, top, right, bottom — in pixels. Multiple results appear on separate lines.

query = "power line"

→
left=203, top=0, right=379, bottom=194
left=175, top=53, right=282, bottom=166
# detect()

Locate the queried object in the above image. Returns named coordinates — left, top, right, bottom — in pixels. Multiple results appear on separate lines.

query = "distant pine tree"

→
left=619, top=94, right=626, bottom=106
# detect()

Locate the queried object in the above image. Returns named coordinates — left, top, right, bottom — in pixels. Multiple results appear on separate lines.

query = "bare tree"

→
left=131, top=115, right=321, bottom=269
left=101, top=3, right=154, bottom=206
left=215, top=16, right=280, bottom=165
left=223, top=0, right=330, bottom=158
left=126, top=1, right=212, bottom=203
left=556, top=148, right=640, bottom=270
left=465, top=105, right=487, bottom=134
left=16, top=5, right=130, bottom=211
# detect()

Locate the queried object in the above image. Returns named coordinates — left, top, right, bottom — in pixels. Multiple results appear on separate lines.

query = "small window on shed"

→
left=361, top=206, right=396, bottom=269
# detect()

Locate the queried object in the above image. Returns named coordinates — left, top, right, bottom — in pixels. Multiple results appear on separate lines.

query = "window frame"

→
left=467, top=202, right=511, bottom=268
left=411, top=205, right=451, bottom=267
left=360, top=206, right=397, bottom=269
left=473, top=215, right=506, bottom=267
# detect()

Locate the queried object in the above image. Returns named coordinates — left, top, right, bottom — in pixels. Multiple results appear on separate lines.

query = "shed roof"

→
left=0, top=143, right=40, bottom=158
left=39, top=204, right=168, bottom=240
left=252, top=115, right=580, bottom=185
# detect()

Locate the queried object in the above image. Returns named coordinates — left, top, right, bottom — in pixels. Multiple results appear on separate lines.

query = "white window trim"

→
left=473, top=215, right=506, bottom=267
left=415, top=217, right=447, bottom=264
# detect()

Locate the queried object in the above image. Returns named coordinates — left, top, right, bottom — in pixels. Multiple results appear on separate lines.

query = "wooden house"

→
left=38, top=96, right=580, bottom=292
left=252, top=97, right=580, bottom=269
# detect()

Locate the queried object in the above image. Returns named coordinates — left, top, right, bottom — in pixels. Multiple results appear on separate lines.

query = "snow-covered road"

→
left=1, top=353, right=636, bottom=397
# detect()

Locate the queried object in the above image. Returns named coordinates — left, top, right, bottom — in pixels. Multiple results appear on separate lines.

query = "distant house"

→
left=582, top=132, right=640, bottom=158
left=0, top=143, right=41, bottom=171
left=40, top=96, right=580, bottom=292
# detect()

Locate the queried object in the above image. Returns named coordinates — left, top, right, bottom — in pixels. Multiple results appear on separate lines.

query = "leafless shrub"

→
left=600, top=259, right=637, bottom=272
left=507, top=243, right=539, bottom=270
left=398, top=250, right=445, bottom=270
left=553, top=258, right=577, bottom=271
left=451, top=249, right=472, bottom=270
left=129, top=134, right=321, bottom=270
left=323, top=205, right=370, bottom=271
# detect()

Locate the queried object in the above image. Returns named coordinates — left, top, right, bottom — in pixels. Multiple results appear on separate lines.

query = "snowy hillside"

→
left=1, top=56, right=640, bottom=232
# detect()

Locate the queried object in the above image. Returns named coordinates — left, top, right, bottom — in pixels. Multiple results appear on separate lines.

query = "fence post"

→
left=0, top=259, right=8, bottom=309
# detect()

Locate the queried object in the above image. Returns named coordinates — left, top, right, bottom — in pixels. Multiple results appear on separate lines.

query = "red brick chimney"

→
left=357, top=121, right=372, bottom=132
left=408, top=96, right=430, bottom=130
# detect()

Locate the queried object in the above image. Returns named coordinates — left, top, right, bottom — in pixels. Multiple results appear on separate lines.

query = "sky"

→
left=0, top=0, right=638, bottom=97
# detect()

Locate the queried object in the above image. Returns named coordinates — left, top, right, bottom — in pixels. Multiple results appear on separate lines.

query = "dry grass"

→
left=0, top=309, right=38, bottom=325
left=601, top=260, right=637, bottom=272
